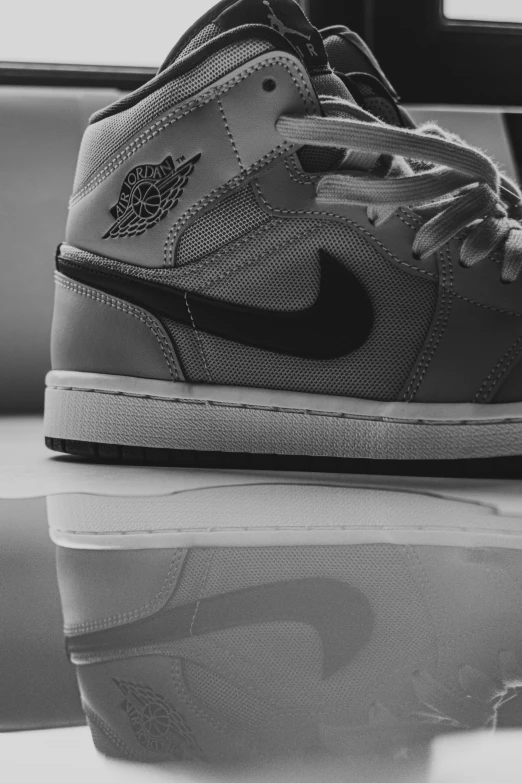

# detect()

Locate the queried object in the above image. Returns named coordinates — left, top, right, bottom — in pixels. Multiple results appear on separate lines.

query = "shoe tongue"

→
left=323, top=28, right=411, bottom=128
left=323, top=28, right=397, bottom=96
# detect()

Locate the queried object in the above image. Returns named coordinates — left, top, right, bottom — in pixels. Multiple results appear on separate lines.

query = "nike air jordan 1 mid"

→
left=45, top=0, right=522, bottom=463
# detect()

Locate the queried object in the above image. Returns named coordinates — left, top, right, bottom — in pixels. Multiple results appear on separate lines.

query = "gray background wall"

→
left=0, top=87, right=118, bottom=413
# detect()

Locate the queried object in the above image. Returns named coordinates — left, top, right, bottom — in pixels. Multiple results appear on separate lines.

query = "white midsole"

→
left=45, top=370, right=522, bottom=423
left=44, top=371, right=522, bottom=460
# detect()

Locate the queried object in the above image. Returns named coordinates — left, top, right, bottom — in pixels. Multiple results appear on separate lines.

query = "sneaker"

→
left=53, top=483, right=522, bottom=763
left=44, top=0, right=522, bottom=464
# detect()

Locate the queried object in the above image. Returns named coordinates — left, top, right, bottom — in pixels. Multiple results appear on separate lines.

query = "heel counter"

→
left=51, top=271, right=183, bottom=381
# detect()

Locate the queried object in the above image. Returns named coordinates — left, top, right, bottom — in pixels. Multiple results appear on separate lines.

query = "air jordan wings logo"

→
left=262, top=0, right=318, bottom=58
left=103, top=153, right=201, bottom=239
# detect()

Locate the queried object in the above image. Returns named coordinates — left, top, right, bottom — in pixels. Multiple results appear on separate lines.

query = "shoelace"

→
left=277, top=102, right=522, bottom=283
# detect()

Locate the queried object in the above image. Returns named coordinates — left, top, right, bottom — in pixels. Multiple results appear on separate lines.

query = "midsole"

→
left=44, top=371, right=522, bottom=459
left=45, top=371, right=522, bottom=424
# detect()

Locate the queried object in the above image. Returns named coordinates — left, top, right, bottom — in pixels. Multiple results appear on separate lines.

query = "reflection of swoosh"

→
left=56, top=250, right=374, bottom=360
left=67, top=578, right=373, bottom=679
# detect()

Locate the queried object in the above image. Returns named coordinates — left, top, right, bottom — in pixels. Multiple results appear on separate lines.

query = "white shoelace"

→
left=277, top=102, right=522, bottom=283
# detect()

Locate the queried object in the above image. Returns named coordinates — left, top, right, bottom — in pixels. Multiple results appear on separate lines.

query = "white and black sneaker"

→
left=45, top=0, right=522, bottom=465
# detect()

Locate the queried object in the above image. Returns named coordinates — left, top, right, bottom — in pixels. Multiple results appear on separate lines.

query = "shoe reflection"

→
left=48, top=476, right=522, bottom=766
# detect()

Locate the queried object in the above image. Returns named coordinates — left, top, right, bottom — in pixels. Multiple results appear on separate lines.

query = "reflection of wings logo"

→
left=103, top=153, right=201, bottom=239
left=114, top=679, right=204, bottom=759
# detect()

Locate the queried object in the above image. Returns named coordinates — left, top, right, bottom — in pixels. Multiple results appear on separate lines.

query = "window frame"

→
left=2, top=0, right=522, bottom=102
left=0, top=61, right=154, bottom=90
left=0, top=0, right=311, bottom=89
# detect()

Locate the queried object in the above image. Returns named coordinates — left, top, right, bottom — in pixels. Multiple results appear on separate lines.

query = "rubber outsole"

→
left=45, top=436, right=522, bottom=478
left=44, top=372, right=522, bottom=465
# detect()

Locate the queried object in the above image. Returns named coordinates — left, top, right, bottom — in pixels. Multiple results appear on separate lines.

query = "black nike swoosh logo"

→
left=66, top=578, right=373, bottom=679
left=56, top=250, right=373, bottom=360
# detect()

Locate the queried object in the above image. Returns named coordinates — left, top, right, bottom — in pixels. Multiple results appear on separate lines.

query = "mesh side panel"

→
left=184, top=658, right=279, bottom=725
left=354, top=81, right=400, bottom=126
left=73, top=39, right=272, bottom=193
left=362, top=96, right=401, bottom=126
left=163, top=219, right=438, bottom=400
left=205, top=251, right=318, bottom=310
left=188, top=623, right=323, bottom=695
left=357, top=81, right=376, bottom=97
left=91, top=37, right=272, bottom=125
left=171, top=219, right=316, bottom=297
left=170, top=545, right=435, bottom=719
left=177, top=184, right=270, bottom=266
left=297, top=146, right=345, bottom=173
left=177, top=23, right=221, bottom=59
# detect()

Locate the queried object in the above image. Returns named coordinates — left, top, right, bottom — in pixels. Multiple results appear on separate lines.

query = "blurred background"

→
left=2, top=0, right=522, bottom=414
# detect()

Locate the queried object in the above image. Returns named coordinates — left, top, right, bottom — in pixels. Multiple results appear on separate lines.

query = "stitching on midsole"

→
left=47, top=384, right=522, bottom=426
left=53, top=524, right=522, bottom=536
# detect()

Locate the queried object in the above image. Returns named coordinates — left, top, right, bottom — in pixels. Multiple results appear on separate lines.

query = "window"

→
left=0, top=0, right=308, bottom=87
left=1, top=1, right=221, bottom=69
left=444, top=0, right=522, bottom=25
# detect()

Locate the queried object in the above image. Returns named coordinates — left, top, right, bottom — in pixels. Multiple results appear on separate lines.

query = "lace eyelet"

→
left=367, top=216, right=376, bottom=227
left=262, top=78, right=277, bottom=93
left=412, top=251, right=421, bottom=262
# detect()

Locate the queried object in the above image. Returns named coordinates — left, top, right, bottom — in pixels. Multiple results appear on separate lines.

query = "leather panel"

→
left=493, top=352, right=522, bottom=403
left=411, top=292, right=522, bottom=403
left=57, top=547, right=187, bottom=634
left=66, top=98, right=237, bottom=268
left=219, top=59, right=317, bottom=170
left=51, top=272, right=183, bottom=380
left=443, top=244, right=522, bottom=317
left=66, top=52, right=315, bottom=268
